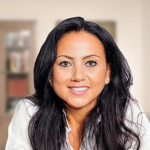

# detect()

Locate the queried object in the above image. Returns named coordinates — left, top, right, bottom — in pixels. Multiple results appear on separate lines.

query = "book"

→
left=7, top=78, right=28, bottom=97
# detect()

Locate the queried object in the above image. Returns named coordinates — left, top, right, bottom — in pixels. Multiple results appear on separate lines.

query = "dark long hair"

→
left=28, top=17, right=141, bottom=150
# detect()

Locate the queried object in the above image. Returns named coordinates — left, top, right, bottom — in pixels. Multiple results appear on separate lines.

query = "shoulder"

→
left=125, top=100, right=150, bottom=131
left=126, top=100, right=143, bottom=121
left=125, top=100, right=150, bottom=149
left=13, top=98, right=38, bottom=122
left=125, top=100, right=150, bottom=127
left=5, top=99, right=38, bottom=150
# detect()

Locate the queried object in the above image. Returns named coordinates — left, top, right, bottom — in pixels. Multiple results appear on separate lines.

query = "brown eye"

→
left=59, top=61, right=71, bottom=67
left=85, top=61, right=97, bottom=67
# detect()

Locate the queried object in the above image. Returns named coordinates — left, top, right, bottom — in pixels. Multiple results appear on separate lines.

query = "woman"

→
left=6, top=17, right=150, bottom=150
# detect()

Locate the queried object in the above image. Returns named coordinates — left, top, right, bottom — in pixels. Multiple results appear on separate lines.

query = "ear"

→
left=48, top=76, right=53, bottom=86
left=105, top=64, right=111, bottom=84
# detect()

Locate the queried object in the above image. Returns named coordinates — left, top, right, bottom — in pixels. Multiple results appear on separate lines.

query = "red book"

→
left=7, top=78, right=28, bottom=97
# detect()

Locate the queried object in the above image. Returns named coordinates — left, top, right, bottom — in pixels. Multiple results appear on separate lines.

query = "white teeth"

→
left=70, top=87, right=88, bottom=92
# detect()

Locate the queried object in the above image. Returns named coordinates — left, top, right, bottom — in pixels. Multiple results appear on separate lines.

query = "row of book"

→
left=5, top=30, right=30, bottom=48
left=7, top=77, right=28, bottom=113
left=7, top=50, right=29, bottom=73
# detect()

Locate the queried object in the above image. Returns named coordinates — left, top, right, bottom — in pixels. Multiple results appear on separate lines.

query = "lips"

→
left=68, top=86, right=89, bottom=96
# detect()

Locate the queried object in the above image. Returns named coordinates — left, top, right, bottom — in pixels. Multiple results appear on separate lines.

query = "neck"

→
left=65, top=105, right=92, bottom=130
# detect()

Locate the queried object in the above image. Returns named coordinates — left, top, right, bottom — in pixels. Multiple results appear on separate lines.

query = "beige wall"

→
left=142, top=0, right=150, bottom=118
left=0, top=0, right=149, bottom=117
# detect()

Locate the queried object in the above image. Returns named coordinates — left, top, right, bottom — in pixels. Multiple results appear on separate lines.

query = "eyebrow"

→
left=56, top=54, right=100, bottom=60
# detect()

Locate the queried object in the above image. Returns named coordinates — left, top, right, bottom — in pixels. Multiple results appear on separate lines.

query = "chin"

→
left=68, top=102, right=95, bottom=110
left=64, top=101, right=86, bottom=109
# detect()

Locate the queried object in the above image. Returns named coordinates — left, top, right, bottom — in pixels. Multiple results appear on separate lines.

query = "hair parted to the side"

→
left=28, top=17, right=141, bottom=150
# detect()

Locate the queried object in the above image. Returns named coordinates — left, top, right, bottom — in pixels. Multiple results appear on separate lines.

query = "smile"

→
left=70, top=87, right=88, bottom=92
left=68, top=86, right=89, bottom=96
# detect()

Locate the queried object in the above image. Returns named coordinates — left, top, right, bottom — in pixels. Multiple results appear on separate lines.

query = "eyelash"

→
left=59, top=61, right=97, bottom=67
left=85, top=61, right=97, bottom=67
left=59, top=61, right=71, bottom=67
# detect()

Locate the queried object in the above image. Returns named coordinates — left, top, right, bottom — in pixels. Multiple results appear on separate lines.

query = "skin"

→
left=52, top=31, right=110, bottom=150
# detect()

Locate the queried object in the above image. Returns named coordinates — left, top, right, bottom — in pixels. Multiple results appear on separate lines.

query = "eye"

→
left=59, top=61, right=71, bottom=67
left=85, top=61, right=97, bottom=67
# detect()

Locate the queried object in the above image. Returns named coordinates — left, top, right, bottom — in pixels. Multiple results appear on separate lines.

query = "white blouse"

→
left=5, top=99, right=150, bottom=150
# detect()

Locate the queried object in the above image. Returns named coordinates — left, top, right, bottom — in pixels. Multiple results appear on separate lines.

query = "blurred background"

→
left=0, top=0, right=150, bottom=149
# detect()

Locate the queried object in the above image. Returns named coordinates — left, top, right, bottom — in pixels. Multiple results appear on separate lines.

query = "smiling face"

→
left=52, top=31, right=110, bottom=111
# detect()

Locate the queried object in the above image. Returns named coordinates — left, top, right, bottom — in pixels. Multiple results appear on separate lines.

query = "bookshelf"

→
left=0, top=21, right=35, bottom=150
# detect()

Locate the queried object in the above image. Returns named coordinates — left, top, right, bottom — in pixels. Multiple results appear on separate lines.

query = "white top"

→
left=5, top=99, right=150, bottom=150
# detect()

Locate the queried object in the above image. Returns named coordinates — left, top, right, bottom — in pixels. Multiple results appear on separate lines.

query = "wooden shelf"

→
left=6, top=46, right=29, bottom=51
left=0, top=21, right=35, bottom=148
left=7, top=96, right=24, bottom=99
left=7, top=72, right=28, bottom=77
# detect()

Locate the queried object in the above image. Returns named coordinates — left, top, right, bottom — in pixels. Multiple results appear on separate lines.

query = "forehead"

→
left=57, top=31, right=105, bottom=57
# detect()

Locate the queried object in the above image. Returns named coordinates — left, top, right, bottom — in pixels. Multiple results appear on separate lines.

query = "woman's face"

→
left=52, top=31, right=110, bottom=111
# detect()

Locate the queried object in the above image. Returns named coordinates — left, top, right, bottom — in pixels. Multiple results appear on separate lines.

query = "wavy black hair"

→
left=28, top=17, right=141, bottom=150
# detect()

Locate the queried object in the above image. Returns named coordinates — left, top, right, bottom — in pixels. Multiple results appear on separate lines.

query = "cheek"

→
left=52, top=68, right=67, bottom=98
left=52, top=66, right=71, bottom=87
left=86, top=67, right=107, bottom=84
left=86, top=67, right=107, bottom=96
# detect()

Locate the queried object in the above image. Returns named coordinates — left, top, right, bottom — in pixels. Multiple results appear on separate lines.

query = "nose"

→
left=71, top=65, right=85, bottom=82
